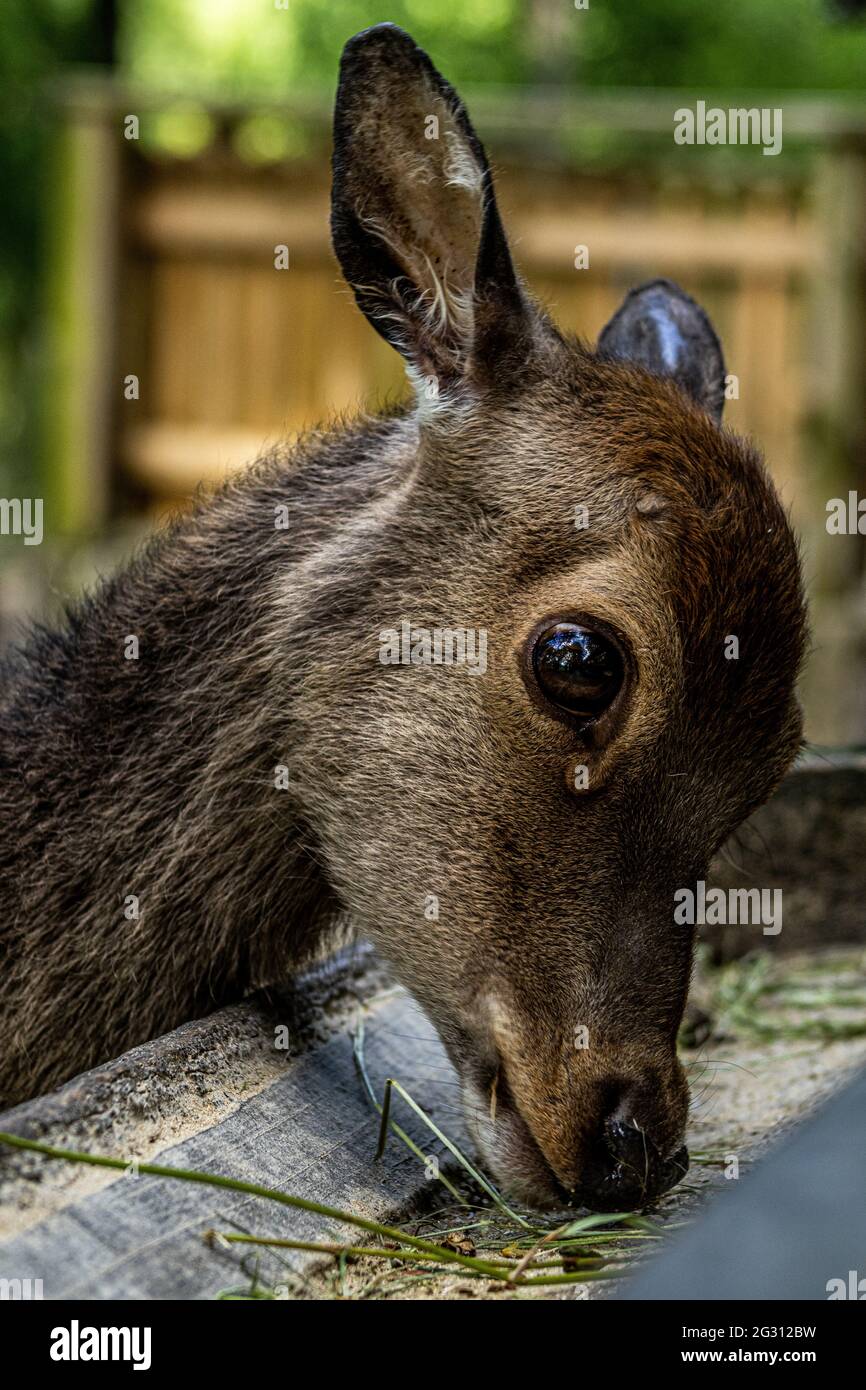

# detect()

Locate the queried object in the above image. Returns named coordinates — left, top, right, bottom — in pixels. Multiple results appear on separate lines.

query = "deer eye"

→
left=532, top=623, right=624, bottom=718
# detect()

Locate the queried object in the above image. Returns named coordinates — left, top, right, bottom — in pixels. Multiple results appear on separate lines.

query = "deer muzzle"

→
left=456, top=992, right=691, bottom=1211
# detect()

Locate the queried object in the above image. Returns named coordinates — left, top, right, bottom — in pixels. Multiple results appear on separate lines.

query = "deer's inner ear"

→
left=330, top=23, right=526, bottom=388
left=597, top=278, right=726, bottom=422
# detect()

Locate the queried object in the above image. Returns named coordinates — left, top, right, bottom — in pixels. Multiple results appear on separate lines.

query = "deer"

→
left=0, top=24, right=806, bottom=1211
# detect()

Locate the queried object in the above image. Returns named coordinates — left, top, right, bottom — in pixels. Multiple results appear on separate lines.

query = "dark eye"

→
left=532, top=623, right=624, bottom=718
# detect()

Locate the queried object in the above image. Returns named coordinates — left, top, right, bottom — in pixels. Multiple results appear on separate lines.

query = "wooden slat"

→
left=132, top=180, right=819, bottom=274
left=132, top=181, right=329, bottom=258
left=124, top=423, right=280, bottom=493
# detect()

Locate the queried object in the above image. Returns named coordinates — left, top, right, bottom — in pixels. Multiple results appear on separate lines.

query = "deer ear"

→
left=330, top=24, right=527, bottom=392
left=597, top=279, right=726, bottom=422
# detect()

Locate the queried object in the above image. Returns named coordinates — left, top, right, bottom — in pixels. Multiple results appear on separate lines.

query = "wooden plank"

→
left=131, top=180, right=818, bottom=274
left=123, top=423, right=277, bottom=493
left=149, top=260, right=199, bottom=424
left=516, top=209, right=817, bottom=275
left=0, top=947, right=470, bottom=1298
left=132, top=181, right=329, bottom=259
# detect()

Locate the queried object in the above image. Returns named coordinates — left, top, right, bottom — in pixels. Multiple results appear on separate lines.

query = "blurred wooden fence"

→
left=48, top=82, right=866, bottom=586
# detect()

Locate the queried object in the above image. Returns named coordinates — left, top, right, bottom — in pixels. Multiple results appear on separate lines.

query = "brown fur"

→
left=0, top=26, right=806, bottom=1209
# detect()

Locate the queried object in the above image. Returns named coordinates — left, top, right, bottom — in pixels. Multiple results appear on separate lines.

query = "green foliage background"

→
left=120, top=0, right=866, bottom=93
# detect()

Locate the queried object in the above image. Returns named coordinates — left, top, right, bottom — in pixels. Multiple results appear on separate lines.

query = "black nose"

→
left=576, top=1120, right=688, bottom=1212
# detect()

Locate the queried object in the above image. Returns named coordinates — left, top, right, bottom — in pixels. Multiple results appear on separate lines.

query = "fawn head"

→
left=307, top=25, right=807, bottom=1209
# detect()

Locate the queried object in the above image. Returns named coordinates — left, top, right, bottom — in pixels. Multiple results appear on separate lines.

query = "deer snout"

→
left=572, top=1110, right=689, bottom=1212
left=459, top=998, right=690, bottom=1211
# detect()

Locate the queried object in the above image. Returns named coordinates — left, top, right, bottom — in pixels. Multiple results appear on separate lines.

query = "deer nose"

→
left=574, top=1117, right=689, bottom=1212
